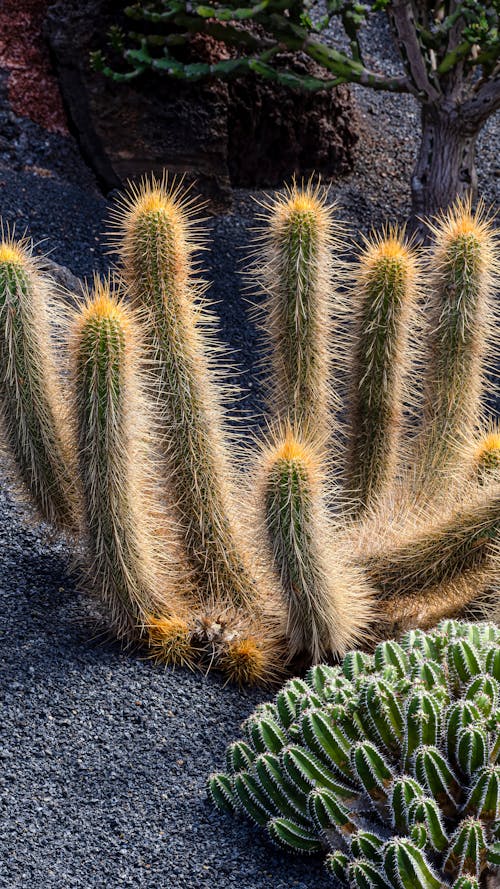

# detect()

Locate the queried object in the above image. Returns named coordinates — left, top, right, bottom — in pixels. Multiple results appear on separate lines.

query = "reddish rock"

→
left=0, top=0, right=67, bottom=134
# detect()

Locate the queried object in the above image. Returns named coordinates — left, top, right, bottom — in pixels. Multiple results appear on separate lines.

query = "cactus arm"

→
left=70, top=281, right=184, bottom=642
left=258, top=429, right=373, bottom=662
left=365, top=487, right=500, bottom=613
left=347, top=229, right=419, bottom=512
left=253, top=181, right=339, bottom=440
left=0, top=238, right=77, bottom=529
left=414, top=200, right=498, bottom=493
left=112, top=176, right=268, bottom=615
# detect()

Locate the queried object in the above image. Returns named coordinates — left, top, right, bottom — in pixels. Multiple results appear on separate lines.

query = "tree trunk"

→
left=411, top=103, right=480, bottom=235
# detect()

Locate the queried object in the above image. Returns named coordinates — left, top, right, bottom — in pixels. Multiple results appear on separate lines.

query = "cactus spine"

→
left=255, top=181, right=338, bottom=439
left=70, top=279, right=184, bottom=642
left=210, top=620, right=500, bottom=887
left=0, top=234, right=76, bottom=529
left=416, top=199, right=497, bottom=491
left=113, top=176, right=262, bottom=611
left=259, top=427, right=373, bottom=663
left=348, top=229, right=418, bottom=511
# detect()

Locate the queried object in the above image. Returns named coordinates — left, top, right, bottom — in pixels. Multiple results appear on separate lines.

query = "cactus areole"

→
left=209, top=620, right=500, bottom=887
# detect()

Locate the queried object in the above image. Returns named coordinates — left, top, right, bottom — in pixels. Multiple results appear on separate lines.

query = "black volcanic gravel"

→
left=0, top=24, right=498, bottom=885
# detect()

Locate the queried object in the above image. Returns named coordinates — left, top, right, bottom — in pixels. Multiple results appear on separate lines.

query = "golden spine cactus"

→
left=253, top=181, right=339, bottom=439
left=347, top=229, right=419, bottom=511
left=416, top=199, right=498, bottom=490
left=70, top=279, right=185, bottom=643
left=2, top=184, right=500, bottom=685
left=258, top=428, right=373, bottom=663
left=112, top=176, right=262, bottom=611
left=0, top=233, right=76, bottom=529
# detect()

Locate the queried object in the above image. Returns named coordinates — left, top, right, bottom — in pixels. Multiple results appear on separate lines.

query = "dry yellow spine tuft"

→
left=146, top=615, right=195, bottom=668
left=219, top=636, right=270, bottom=686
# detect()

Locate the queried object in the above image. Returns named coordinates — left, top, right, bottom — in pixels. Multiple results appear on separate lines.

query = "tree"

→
left=93, top=1, right=500, bottom=224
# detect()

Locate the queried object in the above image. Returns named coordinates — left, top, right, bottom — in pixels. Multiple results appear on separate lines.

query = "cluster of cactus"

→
left=209, top=620, right=500, bottom=888
left=0, top=178, right=499, bottom=684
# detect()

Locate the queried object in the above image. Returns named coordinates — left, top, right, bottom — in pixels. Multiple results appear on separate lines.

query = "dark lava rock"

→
left=45, top=0, right=358, bottom=205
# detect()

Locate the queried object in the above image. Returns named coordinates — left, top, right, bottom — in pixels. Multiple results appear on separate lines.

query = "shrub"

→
left=209, top=619, right=500, bottom=887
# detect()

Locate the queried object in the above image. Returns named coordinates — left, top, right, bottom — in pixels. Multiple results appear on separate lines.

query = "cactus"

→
left=414, top=199, right=497, bottom=494
left=209, top=620, right=500, bottom=886
left=0, top=184, right=499, bottom=683
left=0, top=233, right=77, bottom=529
left=70, top=278, right=185, bottom=643
left=347, top=228, right=419, bottom=512
left=257, top=426, right=373, bottom=663
left=252, top=180, right=339, bottom=440
left=111, top=176, right=266, bottom=615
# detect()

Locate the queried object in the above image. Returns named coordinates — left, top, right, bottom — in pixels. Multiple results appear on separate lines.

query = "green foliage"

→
left=209, top=620, right=500, bottom=886
left=92, top=0, right=499, bottom=98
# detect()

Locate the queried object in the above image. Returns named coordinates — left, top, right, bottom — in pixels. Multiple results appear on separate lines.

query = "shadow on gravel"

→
left=1, top=497, right=333, bottom=889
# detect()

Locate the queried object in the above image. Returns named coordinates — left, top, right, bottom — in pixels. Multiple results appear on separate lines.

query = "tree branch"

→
left=461, top=70, right=500, bottom=127
left=388, top=0, right=441, bottom=101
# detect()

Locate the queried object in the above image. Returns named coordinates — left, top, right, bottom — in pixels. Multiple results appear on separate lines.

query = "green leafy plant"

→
left=93, top=1, right=500, bottom=225
left=209, top=619, right=500, bottom=887
left=0, top=178, right=499, bottom=683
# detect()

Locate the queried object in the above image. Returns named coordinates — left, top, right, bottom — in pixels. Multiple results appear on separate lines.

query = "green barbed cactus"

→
left=0, top=234, right=77, bottom=529
left=70, top=278, right=187, bottom=644
left=209, top=620, right=500, bottom=887
left=347, top=228, right=419, bottom=512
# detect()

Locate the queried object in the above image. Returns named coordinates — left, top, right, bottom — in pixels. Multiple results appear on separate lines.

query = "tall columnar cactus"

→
left=111, top=177, right=265, bottom=613
left=258, top=427, right=373, bottom=663
left=347, top=229, right=419, bottom=512
left=209, top=620, right=500, bottom=888
left=254, top=181, right=339, bottom=440
left=70, top=278, right=187, bottom=644
left=0, top=234, right=77, bottom=529
left=415, top=199, right=497, bottom=493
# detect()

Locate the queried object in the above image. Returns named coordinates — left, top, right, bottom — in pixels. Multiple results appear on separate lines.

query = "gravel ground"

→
left=0, top=14, right=499, bottom=886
